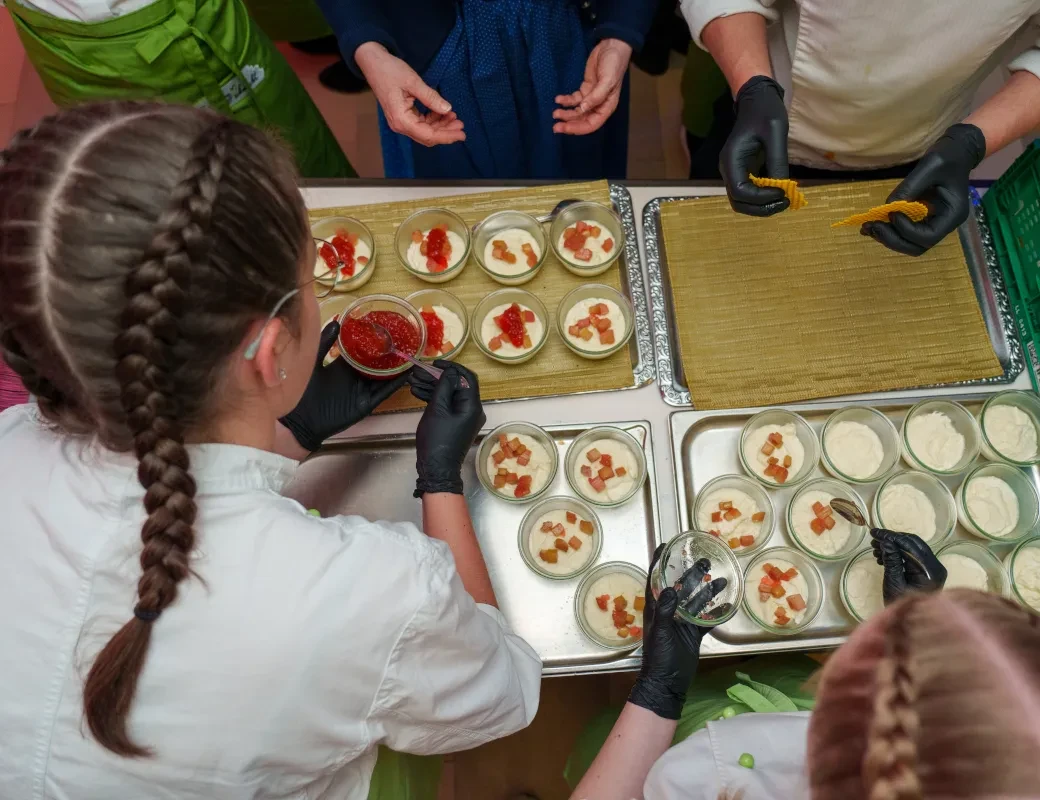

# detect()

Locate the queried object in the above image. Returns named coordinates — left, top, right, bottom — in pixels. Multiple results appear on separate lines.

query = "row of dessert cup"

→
left=327, top=283, right=635, bottom=378
left=476, top=422, right=650, bottom=652
left=311, top=200, right=625, bottom=292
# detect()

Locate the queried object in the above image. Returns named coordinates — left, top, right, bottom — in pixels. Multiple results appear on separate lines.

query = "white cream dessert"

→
left=558, top=219, right=617, bottom=267
left=529, top=510, right=595, bottom=575
left=564, top=297, right=626, bottom=352
left=878, top=483, right=937, bottom=541
left=825, top=420, right=884, bottom=480
left=573, top=438, right=638, bottom=502
left=963, top=475, right=1019, bottom=537
left=481, top=303, right=545, bottom=357
left=845, top=557, right=885, bottom=620
left=984, top=405, right=1039, bottom=462
left=483, top=228, right=540, bottom=275
left=1012, top=547, right=1040, bottom=611
left=791, top=491, right=854, bottom=556
left=314, top=234, right=372, bottom=283
left=696, top=488, right=767, bottom=552
left=405, top=227, right=466, bottom=273
left=939, top=553, right=990, bottom=592
left=906, top=411, right=965, bottom=471
left=743, top=423, right=804, bottom=484
left=418, top=304, right=465, bottom=357
left=486, top=433, right=553, bottom=499
left=583, top=572, right=644, bottom=641
left=750, top=559, right=810, bottom=629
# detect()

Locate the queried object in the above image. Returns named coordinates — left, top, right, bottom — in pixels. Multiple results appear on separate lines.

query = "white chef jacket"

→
left=7, top=0, right=155, bottom=22
left=643, top=712, right=811, bottom=800
left=681, top=0, right=1040, bottom=169
left=0, top=404, right=542, bottom=800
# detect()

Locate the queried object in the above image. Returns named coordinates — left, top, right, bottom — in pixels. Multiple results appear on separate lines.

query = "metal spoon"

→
left=830, top=497, right=868, bottom=526
left=469, top=199, right=581, bottom=233
left=364, top=320, right=470, bottom=387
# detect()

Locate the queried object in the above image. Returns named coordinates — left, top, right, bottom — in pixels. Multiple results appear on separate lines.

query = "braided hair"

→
left=0, top=102, right=308, bottom=756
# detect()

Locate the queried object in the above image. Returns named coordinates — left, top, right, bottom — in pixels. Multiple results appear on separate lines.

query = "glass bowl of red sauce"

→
left=405, top=288, right=470, bottom=361
left=336, top=294, right=426, bottom=379
left=311, top=216, right=376, bottom=293
left=394, top=208, right=471, bottom=284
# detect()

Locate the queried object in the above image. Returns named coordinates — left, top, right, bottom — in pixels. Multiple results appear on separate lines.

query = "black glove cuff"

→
left=735, top=75, right=785, bottom=106
left=628, top=676, right=686, bottom=721
left=414, top=476, right=464, bottom=498
left=279, top=414, right=321, bottom=454
left=946, top=122, right=987, bottom=169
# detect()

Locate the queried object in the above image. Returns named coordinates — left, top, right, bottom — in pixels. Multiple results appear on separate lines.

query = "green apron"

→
left=7, top=0, right=355, bottom=179
left=367, top=747, right=443, bottom=800
left=240, top=0, right=331, bottom=43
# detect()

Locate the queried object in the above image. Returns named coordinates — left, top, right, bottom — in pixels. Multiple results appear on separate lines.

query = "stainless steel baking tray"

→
left=285, top=420, right=660, bottom=675
left=670, top=394, right=1040, bottom=658
left=645, top=192, right=1025, bottom=407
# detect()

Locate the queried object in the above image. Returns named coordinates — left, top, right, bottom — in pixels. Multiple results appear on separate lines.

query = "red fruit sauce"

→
left=319, top=229, right=358, bottom=278
left=494, top=303, right=526, bottom=348
left=425, top=227, right=449, bottom=272
left=340, top=309, right=419, bottom=373
left=420, top=308, right=445, bottom=352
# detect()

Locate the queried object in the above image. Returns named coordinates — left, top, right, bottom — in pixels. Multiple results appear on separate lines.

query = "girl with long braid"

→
left=0, top=101, right=540, bottom=799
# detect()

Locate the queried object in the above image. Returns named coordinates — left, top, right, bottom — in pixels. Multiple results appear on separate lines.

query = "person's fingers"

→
left=435, top=359, right=480, bottom=395
left=763, top=120, right=790, bottom=181
left=552, top=107, right=584, bottom=121
left=316, top=321, right=341, bottom=368
left=554, top=90, right=584, bottom=108
left=888, top=186, right=966, bottom=247
left=887, top=155, right=939, bottom=202
left=683, top=576, right=729, bottom=618
left=863, top=220, right=927, bottom=257
left=573, top=67, right=615, bottom=115
left=674, top=557, right=710, bottom=605
left=720, top=137, right=789, bottom=216
left=405, top=74, right=452, bottom=115
left=400, top=112, right=467, bottom=147
left=553, top=90, right=620, bottom=135
left=655, top=587, right=679, bottom=630
left=368, top=369, right=412, bottom=406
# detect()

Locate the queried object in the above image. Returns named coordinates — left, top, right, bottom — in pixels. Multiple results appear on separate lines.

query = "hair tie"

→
left=134, top=608, right=161, bottom=623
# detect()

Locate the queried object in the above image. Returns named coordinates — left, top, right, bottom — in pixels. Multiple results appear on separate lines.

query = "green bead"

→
left=738, top=753, right=755, bottom=769
left=721, top=706, right=738, bottom=719
left=307, top=508, right=321, bottom=517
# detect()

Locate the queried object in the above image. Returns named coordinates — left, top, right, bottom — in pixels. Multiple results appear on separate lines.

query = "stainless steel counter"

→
left=292, top=182, right=1031, bottom=673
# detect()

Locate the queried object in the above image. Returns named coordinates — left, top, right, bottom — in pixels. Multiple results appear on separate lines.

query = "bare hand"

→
left=553, top=38, right=632, bottom=136
left=355, top=42, right=466, bottom=148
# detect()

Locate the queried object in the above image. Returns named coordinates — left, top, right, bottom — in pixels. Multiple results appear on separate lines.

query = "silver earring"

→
left=278, top=368, right=287, bottom=382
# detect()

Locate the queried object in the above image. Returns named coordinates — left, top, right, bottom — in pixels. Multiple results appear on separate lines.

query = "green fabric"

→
left=241, top=0, right=331, bottom=43
left=681, top=44, right=730, bottom=138
left=564, top=654, right=819, bottom=789
left=366, top=747, right=443, bottom=800
left=8, top=0, right=354, bottom=178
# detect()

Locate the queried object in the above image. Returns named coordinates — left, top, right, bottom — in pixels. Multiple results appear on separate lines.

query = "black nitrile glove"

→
left=280, top=321, right=410, bottom=452
left=871, top=528, right=947, bottom=605
left=720, top=75, right=790, bottom=217
left=628, top=545, right=729, bottom=720
left=863, top=123, right=986, bottom=256
left=409, top=361, right=485, bottom=497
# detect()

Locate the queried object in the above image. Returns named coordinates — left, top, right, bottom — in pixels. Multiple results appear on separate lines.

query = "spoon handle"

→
left=396, top=351, right=470, bottom=388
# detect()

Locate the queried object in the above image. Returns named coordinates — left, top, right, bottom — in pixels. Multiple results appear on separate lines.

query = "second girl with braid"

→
left=0, top=102, right=540, bottom=799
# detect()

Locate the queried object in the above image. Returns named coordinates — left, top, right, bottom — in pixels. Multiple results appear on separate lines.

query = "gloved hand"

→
left=280, top=321, right=409, bottom=452
left=871, top=528, right=948, bottom=605
left=409, top=361, right=485, bottom=497
left=720, top=75, right=790, bottom=217
left=628, top=544, right=729, bottom=720
left=863, top=123, right=986, bottom=256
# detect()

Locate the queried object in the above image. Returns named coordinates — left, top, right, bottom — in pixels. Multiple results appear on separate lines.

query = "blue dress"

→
left=378, top=0, right=630, bottom=180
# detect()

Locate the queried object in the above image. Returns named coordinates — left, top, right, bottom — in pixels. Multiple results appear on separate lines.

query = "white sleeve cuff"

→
left=475, top=602, right=509, bottom=629
left=1009, top=47, right=1040, bottom=82
left=679, top=0, right=779, bottom=50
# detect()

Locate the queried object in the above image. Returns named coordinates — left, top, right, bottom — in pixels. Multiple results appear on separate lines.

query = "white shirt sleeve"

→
left=1008, top=13, right=1040, bottom=80
left=367, top=553, right=542, bottom=755
left=679, top=0, right=781, bottom=50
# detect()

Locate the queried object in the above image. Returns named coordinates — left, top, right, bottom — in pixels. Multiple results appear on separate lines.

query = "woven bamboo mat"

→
left=660, top=180, right=1002, bottom=410
left=310, top=181, right=631, bottom=412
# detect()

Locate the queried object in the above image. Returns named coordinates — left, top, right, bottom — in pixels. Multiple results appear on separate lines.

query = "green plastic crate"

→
left=982, top=140, right=1040, bottom=391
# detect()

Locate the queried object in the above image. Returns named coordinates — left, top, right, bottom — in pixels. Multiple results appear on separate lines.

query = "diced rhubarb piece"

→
left=575, top=221, right=589, bottom=233
left=614, top=595, right=628, bottom=611
left=594, top=318, right=611, bottom=333
left=568, top=324, right=581, bottom=337
left=767, top=432, right=784, bottom=447
left=598, top=465, right=615, bottom=481
left=493, top=474, right=506, bottom=488
left=514, top=485, right=530, bottom=499
left=552, top=523, right=566, bottom=537
left=739, top=535, right=755, bottom=547
left=783, top=568, right=799, bottom=580
left=503, top=252, right=518, bottom=264
left=497, top=467, right=508, bottom=477
left=541, top=521, right=554, bottom=533
left=787, top=594, right=806, bottom=612
left=724, top=508, right=742, bottom=521
left=574, top=248, right=593, bottom=262
left=783, top=455, right=792, bottom=468
left=711, top=511, right=722, bottom=523
left=564, top=226, right=577, bottom=238
left=587, top=448, right=602, bottom=462
left=767, top=456, right=779, bottom=466
left=628, top=625, right=642, bottom=637
left=522, top=334, right=532, bottom=348
left=600, top=237, right=614, bottom=253
left=819, top=505, right=833, bottom=518
left=517, top=451, right=531, bottom=466
left=823, top=515, right=836, bottom=530
left=599, top=453, right=613, bottom=468
left=625, top=613, right=635, bottom=625
left=615, top=467, right=627, bottom=477
left=751, top=511, right=766, bottom=523
left=761, top=442, right=775, bottom=456
left=489, top=336, right=503, bottom=351
left=492, top=450, right=506, bottom=465
left=492, top=248, right=506, bottom=261
left=774, top=467, right=789, bottom=484
left=492, top=239, right=507, bottom=249
left=812, top=501, right=827, bottom=517
left=509, top=437, right=522, bottom=452
left=578, top=328, right=594, bottom=341
left=589, top=226, right=601, bottom=238
left=770, top=583, right=787, bottom=599
left=566, top=511, right=577, bottom=524
left=766, top=565, right=785, bottom=581
left=617, top=627, right=630, bottom=638
left=576, top=317, right=592, bottom=329
left=763, top=463, right=779, bottom=478
left=411, top=230, right=423, bottom=243
left=506, top=472, right=519, bottom=485
left=424, top=344, right=440, bottom=358
left=709, top=529, right=720, bottom=537
left=540, top=548, right=558, bottom=564
left=522, top=310, right=535, bottom=323
left=612, top=608, right=628, bottom=627
left=526, top=252, right=538, bottom=267
left=578, top=519, right=595, bottom=537
left=568, top=536, right=582, bottom=550
left=555, top=538, right=568, bottom=552
left=704, top=574, right=711, bottom=583
left=589, top=477, right=606, bottom=492
left=728, top=537, right=741, bottom=549
left=634, top=595, right=645, bottom=611
left=720, top=502, right=734, bottom=513
left=498, top=433, right=509, bottom=448
left=580, top=464, right=592, bottom=478
left=810, top=517, right=825, bottom=535
left=596, top=594, right=610, bottom=611
left=517, top=475, right=532, bottom=491
left=759, top=592, right=771, bottom=603
left=590, top=303, right=609, bottom=316
left=357, top=255, right=369, bottom=265
left=599, top=330, right=615, bottom=345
